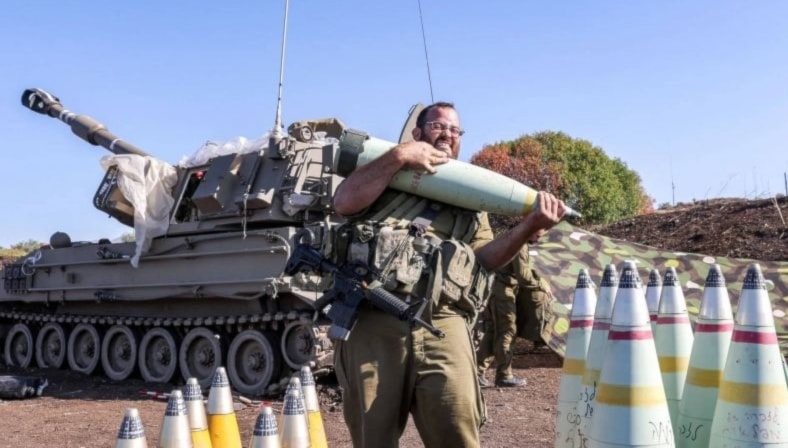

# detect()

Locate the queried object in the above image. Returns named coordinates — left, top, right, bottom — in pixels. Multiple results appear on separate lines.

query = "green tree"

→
left=470, top=136, right=565, bottom=231
left=10, top=239, right=44, bottom=253
left=120, top=231, right=136, bottom=243
left=471, top=131, right=652, bottom=227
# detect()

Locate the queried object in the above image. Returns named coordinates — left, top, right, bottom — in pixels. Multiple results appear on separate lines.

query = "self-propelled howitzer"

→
left=1, top=88, right=348, bottom=395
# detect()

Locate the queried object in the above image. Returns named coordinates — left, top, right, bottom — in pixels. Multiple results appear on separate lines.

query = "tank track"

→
left=0, top=308, right=333, bottom=396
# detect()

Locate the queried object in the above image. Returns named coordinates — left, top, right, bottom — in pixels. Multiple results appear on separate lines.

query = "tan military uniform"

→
left=517, top=264, right=552, bottom=342
left=332, top=190, right=494, bottom=448
left=477, top=244, right=551, bottom=381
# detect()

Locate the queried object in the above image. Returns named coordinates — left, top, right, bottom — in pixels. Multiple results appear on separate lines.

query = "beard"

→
left=420, top=132, right=458, bottom=159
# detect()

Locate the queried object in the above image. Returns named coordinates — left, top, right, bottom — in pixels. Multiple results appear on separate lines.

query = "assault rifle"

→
left=285, top=243, right=445, bottom=341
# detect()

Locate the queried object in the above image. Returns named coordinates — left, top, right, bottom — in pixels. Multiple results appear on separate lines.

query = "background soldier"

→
left=516, top=256, right=552, bottom=351
left=477, top=232, right=552, bottom=388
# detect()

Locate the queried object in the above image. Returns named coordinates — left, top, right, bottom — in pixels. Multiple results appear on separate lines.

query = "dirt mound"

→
left=589, top=196, right=788, bottom=261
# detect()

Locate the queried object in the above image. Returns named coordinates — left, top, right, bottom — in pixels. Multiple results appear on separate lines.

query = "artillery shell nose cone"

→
left=252, top=406, right=279, bottom=438
left=662, top=266, right=679, bottom=287
left=617, top=261, right=640, bottom=289
left=183, top=377, right=203, bottom=401
left=286, top=376, right=302, bottom=394
left=698, top=264, right=733, bottom=320
left=210, top=367, right=230, bottom=388
left=116, top=408, right=147, bottom=448
left=283, top=387, right=306, bottom=416
left=647, top=269, right=662, bottom=287
left=735, top=264, right=774, bottom=327
left=644, top=269, right=663, bottom=331
left=704, top=263, right=725, bottom=288
left=742, top=263, right=766, bottom=290
left=658, top=268, right=688, bottom=315
left=600, top=264, right=618, bottom=287
left=575, top=268, right=592, bottom=289
left=594, top=265, right=619, bottom=320
left=164, top=390, right=187, bottom=416
left=571, top=269, right=597, bottom=317
left=299, top=365, right=315, bottom=386
left=611, top=261, right=649, bottom=327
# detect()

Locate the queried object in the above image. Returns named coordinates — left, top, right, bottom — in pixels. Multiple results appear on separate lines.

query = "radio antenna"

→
left=416, top=0, right=435, bottom=103
left=272, top=0, right=290, bottom=138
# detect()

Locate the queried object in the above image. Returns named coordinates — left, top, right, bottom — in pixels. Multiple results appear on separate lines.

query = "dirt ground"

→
left=0, top=340, right=561, bottom=448
left=1, top=196, right=785, bottom=447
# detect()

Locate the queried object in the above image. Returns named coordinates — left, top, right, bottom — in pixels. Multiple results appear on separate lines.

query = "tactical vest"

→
left=331, top=190, right=494, bottom=324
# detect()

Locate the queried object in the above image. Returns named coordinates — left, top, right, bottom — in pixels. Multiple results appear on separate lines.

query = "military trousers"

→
left=477, top=282, right=518, bottom=380
left=516, top=275, right=551, bottom=342
left=334, top=306, right=484, bottom=448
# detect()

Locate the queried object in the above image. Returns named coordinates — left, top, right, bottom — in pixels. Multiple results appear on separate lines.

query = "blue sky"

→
left=1, top=1, right=787, bottom=247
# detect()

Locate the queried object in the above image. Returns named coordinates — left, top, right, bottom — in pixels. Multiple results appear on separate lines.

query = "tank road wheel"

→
left=101, top=325, right=139, bottom=381
left=179, top=327, right=224, bottom=389
left=67, top=323, right=102, bottom=375
left=281, top=321, right=318, bottom=369
left=4, top=323, right=35, bottom=368
left=138, top=328, right=178, bottom=384
left=35, top=322, right=67, bottom=368
left=227, top=330, right=281, bottom=396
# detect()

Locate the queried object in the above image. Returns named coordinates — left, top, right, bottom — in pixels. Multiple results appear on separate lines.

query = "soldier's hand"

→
left=392, top=141, right=450, bottom=174
left=527, top=192, right=566, bottom=231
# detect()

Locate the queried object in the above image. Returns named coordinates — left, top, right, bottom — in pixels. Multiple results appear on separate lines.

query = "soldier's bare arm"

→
left=333, top=141, right=450, bottom=216
left=475, top=192, right=566, bottom=271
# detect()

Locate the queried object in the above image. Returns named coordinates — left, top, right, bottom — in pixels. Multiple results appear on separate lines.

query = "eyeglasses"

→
left=424, top=121, right=465, bottom=137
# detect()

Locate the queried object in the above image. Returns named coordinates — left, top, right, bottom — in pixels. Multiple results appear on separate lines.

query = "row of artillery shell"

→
left=554, top=262, right=788, bottom=448
left=115, top=365, right=328, bottom=448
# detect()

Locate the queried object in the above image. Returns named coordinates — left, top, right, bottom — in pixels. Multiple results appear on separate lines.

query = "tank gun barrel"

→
left=21, top=88, right=150, bottom=157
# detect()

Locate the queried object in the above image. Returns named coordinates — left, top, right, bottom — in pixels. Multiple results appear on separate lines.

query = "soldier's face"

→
left=414, top=107, right=462, bottom=159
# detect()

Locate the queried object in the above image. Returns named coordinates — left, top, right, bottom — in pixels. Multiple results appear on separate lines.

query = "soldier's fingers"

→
left=555, top=198, right=567, bottom=219
left=539, top=192, right=555, bottom=212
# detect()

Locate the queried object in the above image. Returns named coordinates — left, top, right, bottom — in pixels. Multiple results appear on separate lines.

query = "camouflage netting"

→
left=534, top=221, right=788, bottom=356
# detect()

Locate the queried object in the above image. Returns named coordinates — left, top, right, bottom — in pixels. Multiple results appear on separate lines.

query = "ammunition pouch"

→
left=330, top=192, right=493, bottom=324
left=348, top=223, right=376, bottom=266
left=374, top=227, right=425, bottom=293
left=431, top=240, right=493, bottom=324
left=332, top=222, right=437, bottom=295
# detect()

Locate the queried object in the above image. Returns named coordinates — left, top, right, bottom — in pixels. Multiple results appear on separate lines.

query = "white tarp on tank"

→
left=100, top=154, right=178, bottom=267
